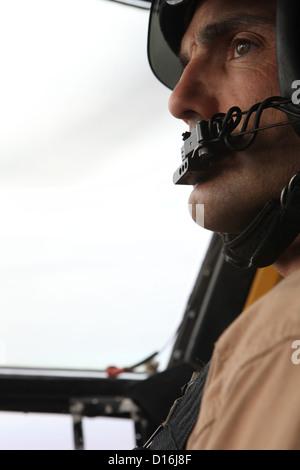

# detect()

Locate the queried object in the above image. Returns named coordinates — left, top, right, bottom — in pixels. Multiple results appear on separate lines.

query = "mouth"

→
left=174, top=97, right=287, bottom=186
left=173, top=118, right=234, bottom=185
left=173, top=155, right=211, bottom=185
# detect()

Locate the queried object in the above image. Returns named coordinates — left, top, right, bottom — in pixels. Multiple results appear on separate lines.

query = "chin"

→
left=188, top=199, right=258, bottom=234
left=188, top=177, right=271, bottom=234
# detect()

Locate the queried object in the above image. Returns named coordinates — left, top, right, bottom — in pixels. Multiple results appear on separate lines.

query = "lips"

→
left=191, top=145, right=238, bottom=188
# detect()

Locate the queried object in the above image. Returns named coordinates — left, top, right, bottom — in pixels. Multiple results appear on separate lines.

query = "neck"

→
left=273, top=234, right=300, bottom=277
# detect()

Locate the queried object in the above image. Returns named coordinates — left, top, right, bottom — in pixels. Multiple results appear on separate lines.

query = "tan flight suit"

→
left=187, top=268, right=300, bottom=450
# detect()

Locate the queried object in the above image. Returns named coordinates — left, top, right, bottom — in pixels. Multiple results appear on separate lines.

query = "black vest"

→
left=136, top=362, right=210, bottom=450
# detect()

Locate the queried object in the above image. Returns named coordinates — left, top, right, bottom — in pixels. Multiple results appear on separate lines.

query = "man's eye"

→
left=233, top=40, right=252, bottom=58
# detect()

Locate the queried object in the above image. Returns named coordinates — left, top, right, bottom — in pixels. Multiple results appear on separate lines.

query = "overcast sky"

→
left=0, top=0, right=211, bottom=373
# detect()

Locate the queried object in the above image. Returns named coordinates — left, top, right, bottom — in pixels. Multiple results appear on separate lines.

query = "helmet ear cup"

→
left=276, top=0, right=300, bottom=136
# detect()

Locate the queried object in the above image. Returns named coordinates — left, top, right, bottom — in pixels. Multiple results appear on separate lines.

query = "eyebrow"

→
left=179, top=14, right=275, bottom=66
left=198, top=14, right=275, bottom=44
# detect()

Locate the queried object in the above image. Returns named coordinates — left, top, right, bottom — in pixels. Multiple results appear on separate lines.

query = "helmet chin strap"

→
left=221, top=172, right=300, bottom=269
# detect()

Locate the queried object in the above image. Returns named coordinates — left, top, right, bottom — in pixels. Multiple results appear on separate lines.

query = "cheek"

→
left=220, top=65, right=279, bottom=112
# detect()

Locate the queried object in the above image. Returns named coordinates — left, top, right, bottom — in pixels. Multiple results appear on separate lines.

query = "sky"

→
left=0, top=0, right=212, bottom=449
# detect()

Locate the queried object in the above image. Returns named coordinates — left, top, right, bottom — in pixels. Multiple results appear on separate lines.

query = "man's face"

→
left=169, top=0, right=300, bottom=234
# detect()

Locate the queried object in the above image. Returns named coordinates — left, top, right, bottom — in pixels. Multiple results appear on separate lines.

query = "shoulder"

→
left=187, top=269, right=300, bottom=449
left=216, top=267, right=300, bottom=368
left=188, top=338, right=300, bottom=449
left=187, top=270, right=300, bottom=449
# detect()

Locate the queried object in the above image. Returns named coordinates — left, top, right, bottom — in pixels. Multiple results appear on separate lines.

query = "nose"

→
left=168, top=59, right=219, bottom=128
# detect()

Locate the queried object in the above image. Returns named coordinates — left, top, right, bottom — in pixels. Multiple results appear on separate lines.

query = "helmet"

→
left=147, top=0, right=300, bottom=269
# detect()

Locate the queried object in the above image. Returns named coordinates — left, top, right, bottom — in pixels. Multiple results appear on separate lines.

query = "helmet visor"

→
left=147, top=0, right=195, bottom=89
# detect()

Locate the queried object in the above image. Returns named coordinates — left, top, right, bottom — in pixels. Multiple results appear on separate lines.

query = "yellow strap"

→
left=243, top=266, right=282, bottom=311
